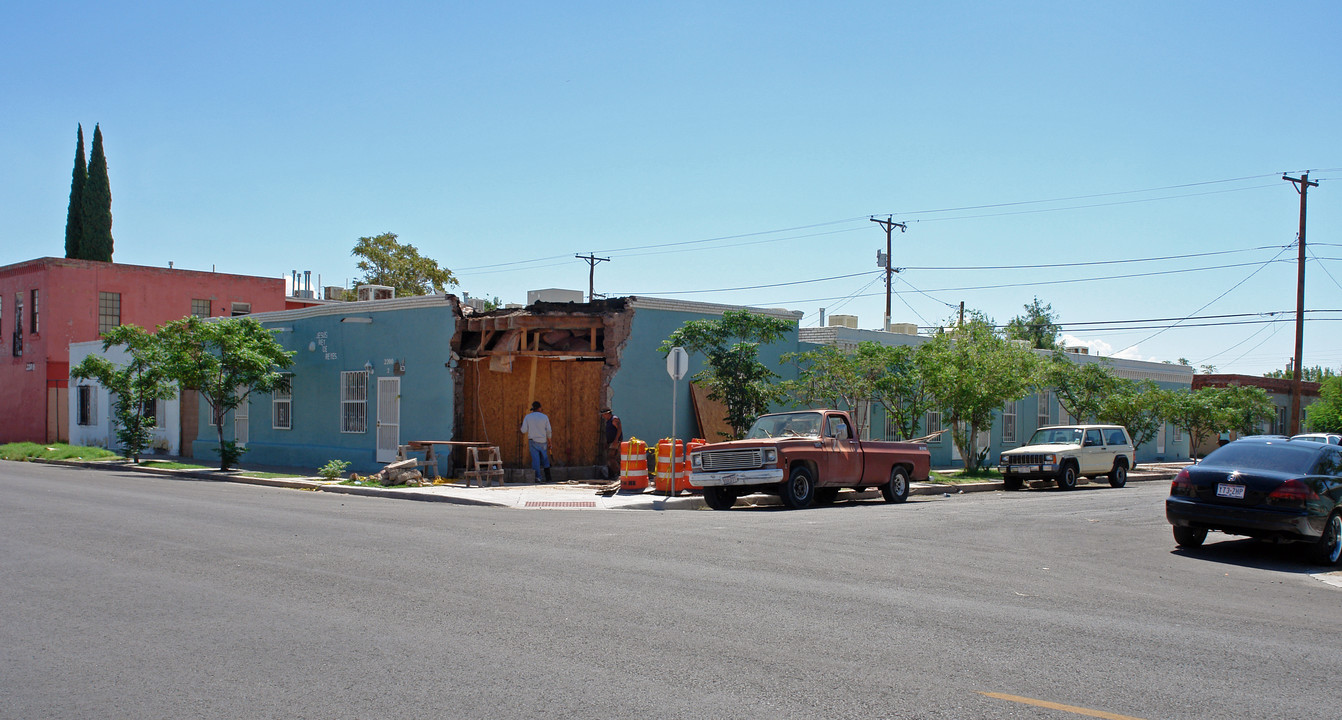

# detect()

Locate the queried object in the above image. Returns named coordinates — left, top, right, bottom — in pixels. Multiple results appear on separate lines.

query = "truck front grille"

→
left=699, top=449, right=764, bottom=472
left=1002, top=453, right=1049, bottom=465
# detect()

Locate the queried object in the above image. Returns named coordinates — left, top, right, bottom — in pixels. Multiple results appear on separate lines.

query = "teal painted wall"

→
left=192, top=302, right=456, bottom=474
left=608, top=306, right=801, bottom=445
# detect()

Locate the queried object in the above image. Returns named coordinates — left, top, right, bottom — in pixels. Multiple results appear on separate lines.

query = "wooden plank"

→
left=690, top=381, right=734, bottom=442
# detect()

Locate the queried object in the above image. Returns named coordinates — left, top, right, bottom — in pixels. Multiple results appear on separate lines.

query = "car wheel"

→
left=1003, top=476, right=1023, bottom=490
left=703, top=486, right=737, bottom=511
left=1056, top=463, right=1078, bottom=491
left=1173, top=525, right=1207, bottom=548
left=1108, top=461, right=1128, bottom=488
left=780, top=466, right=816, bottom=509
left=881, top=466, right=910, bottom=503
left=1307, top=512, right=1342, bottom=566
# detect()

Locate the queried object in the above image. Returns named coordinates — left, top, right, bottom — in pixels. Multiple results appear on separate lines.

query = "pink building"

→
left=0, top=257, right=290, bottom=444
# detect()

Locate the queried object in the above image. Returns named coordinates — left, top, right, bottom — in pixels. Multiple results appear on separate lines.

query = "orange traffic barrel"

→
left=655, top=438, right=693, bottom=495
left=620, top=438, right=648, bottom=491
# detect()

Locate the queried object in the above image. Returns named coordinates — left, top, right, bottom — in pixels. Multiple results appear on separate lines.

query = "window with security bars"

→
left=191, top=299, right=211, bottom=318
left=273, top=374, right=292, bottom=430
left=925, top=409, right=942, bottom=443
left=1002, top=400, right=1018, bottom=443
left=30, top=289, right=38, bottom=334
left=99, top=292, right=121, bottom=335
left=12, top=293, right=22, bottom=357
left=1037, top=390, right=1053, bottom=429
left=77, top=385, right=97, bottom=426
left=341, top=371, right=367, bottom=433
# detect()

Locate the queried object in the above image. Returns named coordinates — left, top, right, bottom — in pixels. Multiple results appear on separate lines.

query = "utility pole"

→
left=870, top=216, right=907, bottom=331
left=575, top=253, right=610, bottom=302
left=1283, top=173, right=1317, bottom=435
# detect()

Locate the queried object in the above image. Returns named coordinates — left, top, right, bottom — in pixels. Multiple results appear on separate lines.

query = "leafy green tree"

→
left=352, top=232, right=457, bottom=296
left=1162, top=389, right=1221, bottom=458
left=64, top=125, right=86, bottom=259
left=158, top=316, right=295, bottom=470
left=1216, top=385, right=1275, bottom=436
left=1097, top=379, right=1166, bottom=466
left=921, top=311, right=1041, bottom=472
left=660, top=310, right=795, bottom=439
left=1306, top=377, right=1342, bottom=433
left=779, top=344, right=871, bottom=420
left=69, top=325, right=177, bottom=462
left=1264, top=364, right=1338, bottom=383
left=80, top=124, right=114, bottom=262
left=863, top=343, right=936, bottom=441
left=1004, top=296, right=1060, bottom=350
left=1042, top=352, right=1120, bottom=423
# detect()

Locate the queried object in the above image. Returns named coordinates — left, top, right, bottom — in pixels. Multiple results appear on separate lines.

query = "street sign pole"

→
left=666, top=347, right=689, bottom=504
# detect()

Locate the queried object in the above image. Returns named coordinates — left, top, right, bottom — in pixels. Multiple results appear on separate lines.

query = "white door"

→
left=234, top=393, right=249, bottom=448
left=1157, top=424, right=1166, bottom=455
left=376, top=377, right=400, bottom=463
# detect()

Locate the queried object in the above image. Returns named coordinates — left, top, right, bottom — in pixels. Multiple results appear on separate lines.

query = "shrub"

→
left=318, top=459, right=351, bottom=480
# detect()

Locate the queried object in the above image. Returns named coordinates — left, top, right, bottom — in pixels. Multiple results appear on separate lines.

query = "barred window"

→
left=30, top=289, right=38, bottom=334
left=1037, top=390, right=1053, bottom=429
left=273, top=374, right=292, bottom=430
left=99, top=292, right=121, bottom=335
left=191, top=299, right=211, bottom=318
left=341, top=371, right=367, bottom=433
left=926, top=409, right=942, bottom=444
left=1003, top=400, right=1019, bottom=444
left=77, top=385, right=97, bottom=426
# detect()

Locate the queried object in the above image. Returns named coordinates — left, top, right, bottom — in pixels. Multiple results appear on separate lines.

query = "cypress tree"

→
left=64, top=125, right=86, bottom=259
left=80, top=123, right=114, bottom=262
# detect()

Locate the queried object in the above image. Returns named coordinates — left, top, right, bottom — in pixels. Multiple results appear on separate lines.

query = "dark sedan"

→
left=1166, top=437, right=1342, bottom=566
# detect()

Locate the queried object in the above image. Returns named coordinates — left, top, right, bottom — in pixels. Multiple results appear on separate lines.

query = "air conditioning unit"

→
left=828, top=314, right=858, bottom=329
left=324, top=286, right=347, bottom=301
left=886, top=322, right=918, bottom=335
left=527, top=288, right=585, bottom=305
left=357, top=285, right=395, bottom=301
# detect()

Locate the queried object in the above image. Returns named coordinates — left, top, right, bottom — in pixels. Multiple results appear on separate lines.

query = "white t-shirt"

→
left=520, top=411, right=552, bottom=444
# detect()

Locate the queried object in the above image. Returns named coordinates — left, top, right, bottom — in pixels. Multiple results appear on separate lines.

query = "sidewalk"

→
left=30, top=456, right=1185, bottom=510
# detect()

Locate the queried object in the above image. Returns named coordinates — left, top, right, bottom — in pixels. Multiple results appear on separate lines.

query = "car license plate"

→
left=1216, top=483, right=1246, bottom=499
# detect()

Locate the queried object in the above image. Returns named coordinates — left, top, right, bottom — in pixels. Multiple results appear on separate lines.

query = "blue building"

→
left=798, top=324, right=1194, bottom=467
left=192, top=295, right=458, bottom=474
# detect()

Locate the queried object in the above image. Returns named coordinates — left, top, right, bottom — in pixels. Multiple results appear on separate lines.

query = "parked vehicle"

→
left=1165, top=437, right=1342, bottom=566
left=688, top=410, right=931, bottom=510
left=1290, top=433, right=1342, bottom=445
left=997, top=424, right=1134, bottom=490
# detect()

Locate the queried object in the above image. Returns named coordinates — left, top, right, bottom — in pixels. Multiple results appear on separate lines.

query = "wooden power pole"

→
left=870, top=216, right=906, bottom=331
left=1283, top=172, right=1318, bottom=435
left=575, top=253, right=610, bottom=302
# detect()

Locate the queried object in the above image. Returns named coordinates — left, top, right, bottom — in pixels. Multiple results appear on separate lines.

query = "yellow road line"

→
left=978, top=692, right=1148, bottom=720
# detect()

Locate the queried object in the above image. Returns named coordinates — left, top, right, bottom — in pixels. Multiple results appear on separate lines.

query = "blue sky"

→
left=3, top=1, right=1339, bottom=375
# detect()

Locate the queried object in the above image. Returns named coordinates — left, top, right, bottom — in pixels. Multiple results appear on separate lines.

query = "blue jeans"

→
left=529, top=440, right=550, bottom=482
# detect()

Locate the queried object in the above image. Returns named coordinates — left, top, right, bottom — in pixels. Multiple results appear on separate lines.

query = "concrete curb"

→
left=15, top=457, right=1181, bottom=510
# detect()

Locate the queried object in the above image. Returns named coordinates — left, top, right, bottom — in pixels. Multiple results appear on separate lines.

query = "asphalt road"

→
left=2, top=461, right=1338, bottom=720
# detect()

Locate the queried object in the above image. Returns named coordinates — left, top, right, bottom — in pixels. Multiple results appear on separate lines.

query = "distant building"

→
left=0, top=257, right=288, bottom=445
left=1191, top=373, right=1321, bottom=455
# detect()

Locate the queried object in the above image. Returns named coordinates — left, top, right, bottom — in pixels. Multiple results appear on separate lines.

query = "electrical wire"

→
left=1113, top=244, right=1296, bottom=355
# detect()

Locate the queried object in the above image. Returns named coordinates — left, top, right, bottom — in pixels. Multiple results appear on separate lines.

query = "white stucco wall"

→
left=68, top=340, right=181, bottom=455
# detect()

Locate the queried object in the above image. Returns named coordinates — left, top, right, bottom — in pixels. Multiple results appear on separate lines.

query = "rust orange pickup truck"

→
left=688, top=409, right=932, bottom=510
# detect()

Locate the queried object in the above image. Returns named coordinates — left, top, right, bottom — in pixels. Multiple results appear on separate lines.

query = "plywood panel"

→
left=690, top=381, right=734, bottom=441
left=461, top=358, right=604, bottom=468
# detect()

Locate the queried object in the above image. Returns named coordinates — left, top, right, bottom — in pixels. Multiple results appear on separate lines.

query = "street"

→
left=2, top=461, right=1338, bottom=720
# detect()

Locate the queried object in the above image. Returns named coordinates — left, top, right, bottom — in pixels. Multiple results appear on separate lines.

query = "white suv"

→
left=998, top=424, right=1134, bottom=491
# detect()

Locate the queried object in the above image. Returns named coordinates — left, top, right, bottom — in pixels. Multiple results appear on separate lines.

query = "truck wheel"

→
left=1108, top=460, right=1128, bottom=488
left=780, top=467, right=816, bottom=509
left=1173, top=525, right=1207, bottom=548
left=1056, top=463, right=1078, bottom=491
left=815, top=487, right=839, bottom=505
left=703, top=486, right=737, bottom=511
left=881, top=467, right=909, bottom=503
